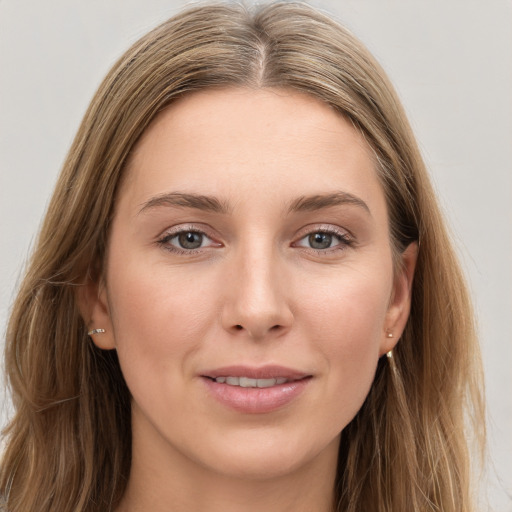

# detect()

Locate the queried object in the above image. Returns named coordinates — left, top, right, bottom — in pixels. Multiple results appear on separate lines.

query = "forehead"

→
left=120, top=87, right=384, bottom=216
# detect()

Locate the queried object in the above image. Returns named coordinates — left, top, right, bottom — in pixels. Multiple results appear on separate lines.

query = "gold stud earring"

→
left=386, top=331, right=394, bottom=358
left=87, top=328, right=106, bottom=336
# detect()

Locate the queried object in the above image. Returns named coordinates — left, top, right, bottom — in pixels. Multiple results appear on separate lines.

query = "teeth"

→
left=256, top=378, right=277, bottom=388
left=239, top=377, right=257, bottom=387
left=213, top=376, right=289, bottom=388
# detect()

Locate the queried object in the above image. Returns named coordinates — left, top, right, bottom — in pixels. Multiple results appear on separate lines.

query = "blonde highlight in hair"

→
left=1, top=2, right=484, bottom=511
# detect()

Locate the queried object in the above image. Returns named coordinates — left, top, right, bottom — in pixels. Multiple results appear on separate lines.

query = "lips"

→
left=200, top=365, right=312, bottom=413
left=202, top=365, right=309, bottom=381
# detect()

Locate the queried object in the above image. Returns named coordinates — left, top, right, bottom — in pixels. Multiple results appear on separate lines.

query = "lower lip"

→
left=202, top=377, right=311, bottom=414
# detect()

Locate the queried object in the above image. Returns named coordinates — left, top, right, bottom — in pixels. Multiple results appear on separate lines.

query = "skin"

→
left=82, top=87, right=416, bottom=512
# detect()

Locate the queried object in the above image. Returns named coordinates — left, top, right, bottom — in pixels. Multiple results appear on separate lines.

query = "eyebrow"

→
left=287, top=192, right=371, bottom=215
left=137, top=190, right=370, bottom=217
left=138, top=192, right=231, bottom=215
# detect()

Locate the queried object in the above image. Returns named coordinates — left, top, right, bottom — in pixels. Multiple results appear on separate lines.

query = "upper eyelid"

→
left=293, top=223, right=353, bottom=240
left=157, top=223, right=216, bottom=239
left=158, top=223, right=350, bottom=235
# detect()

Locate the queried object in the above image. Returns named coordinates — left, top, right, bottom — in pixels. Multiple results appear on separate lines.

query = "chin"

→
left=192, top=428, right=341, bottom=481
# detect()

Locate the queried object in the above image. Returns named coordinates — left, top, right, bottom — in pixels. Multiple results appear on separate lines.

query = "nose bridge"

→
left=222, top=234, right=292, bottom=338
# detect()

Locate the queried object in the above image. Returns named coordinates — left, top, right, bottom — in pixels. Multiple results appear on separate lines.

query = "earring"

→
left=87, top=328, right=105, bottom=336
left=386, top=331, right=393, bottom=358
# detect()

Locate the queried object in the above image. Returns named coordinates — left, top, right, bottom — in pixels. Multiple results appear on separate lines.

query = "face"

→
left=86, top=87, right=415, bottom=481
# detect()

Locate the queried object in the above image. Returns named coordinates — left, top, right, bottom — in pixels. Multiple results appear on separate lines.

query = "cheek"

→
left=300, top=267, right=391, bottom=353
left=105, top=254, right=220, bottom=392
left=297, top=267, right=392, bottom=420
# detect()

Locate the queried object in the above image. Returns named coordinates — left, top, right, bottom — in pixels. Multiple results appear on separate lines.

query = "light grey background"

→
left=1, top=1, right=510, bottom=510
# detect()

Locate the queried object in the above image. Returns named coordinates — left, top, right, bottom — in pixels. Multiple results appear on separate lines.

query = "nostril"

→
left=235, top=325, right=243, bottom=330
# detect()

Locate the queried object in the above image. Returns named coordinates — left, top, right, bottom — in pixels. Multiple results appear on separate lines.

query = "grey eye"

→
left=308, top=232, right=333, bottom=249
left=177, top=232, right=204, bottom=249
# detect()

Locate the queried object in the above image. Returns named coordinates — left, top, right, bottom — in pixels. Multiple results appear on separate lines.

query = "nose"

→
left=221, top=246, right=294, bottom=340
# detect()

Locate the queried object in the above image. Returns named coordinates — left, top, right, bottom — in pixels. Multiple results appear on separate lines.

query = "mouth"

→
left=200, top=365, right=312, bottom=413
left=201, top=365, right=311, bottom=386
left=205, top=376, right=300, bottom=388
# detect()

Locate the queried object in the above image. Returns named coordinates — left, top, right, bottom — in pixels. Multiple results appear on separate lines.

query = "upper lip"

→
left=201, top=365, right=310, bottom=380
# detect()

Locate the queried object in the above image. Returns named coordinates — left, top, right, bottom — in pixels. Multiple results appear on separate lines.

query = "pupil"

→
left=178, top=232, right=202, bottom=249
left=309, top=232, right=332, bottom=249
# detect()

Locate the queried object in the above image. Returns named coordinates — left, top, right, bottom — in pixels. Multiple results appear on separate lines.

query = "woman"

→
left=0, top=2, right=485, bottom=511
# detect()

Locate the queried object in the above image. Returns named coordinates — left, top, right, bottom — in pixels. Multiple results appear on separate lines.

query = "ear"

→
left=76, top=276, right=116, bottom=350
left=380, top=242, right=418, bottom=356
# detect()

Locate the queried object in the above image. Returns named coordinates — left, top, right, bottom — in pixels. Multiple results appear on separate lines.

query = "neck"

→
left=116, top=420, right=339, bottom=512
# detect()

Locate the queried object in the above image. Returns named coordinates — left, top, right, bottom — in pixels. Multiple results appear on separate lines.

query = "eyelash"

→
left=293, top=227, right=354, bottom=254
left=156, top=225, right=218, bottom=255
left=156, top=225, right=354, bottom=255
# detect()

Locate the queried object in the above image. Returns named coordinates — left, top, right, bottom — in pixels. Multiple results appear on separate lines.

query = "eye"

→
left=294, top=228, right=353, bottom=252
left=157, top=228, right=220, bottom=253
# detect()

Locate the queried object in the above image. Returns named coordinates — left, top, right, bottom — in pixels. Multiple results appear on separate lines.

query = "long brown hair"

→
left=1, top=2, right=485, bottom=511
